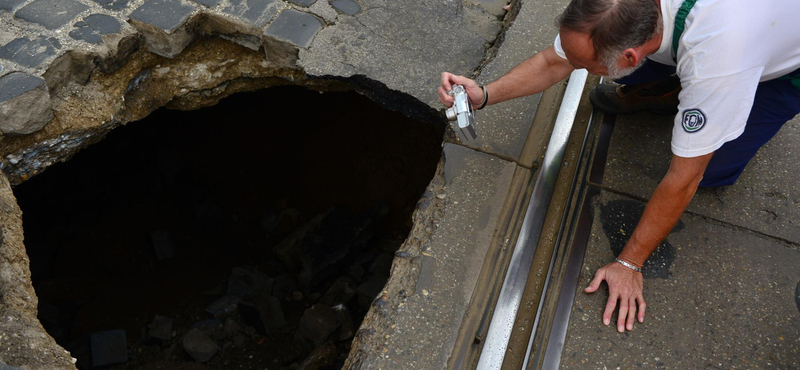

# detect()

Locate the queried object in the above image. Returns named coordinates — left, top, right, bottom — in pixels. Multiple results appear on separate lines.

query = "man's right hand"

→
left=438, top=72, right=485, bottom=108
left=585, top=261, right=646, bottom=332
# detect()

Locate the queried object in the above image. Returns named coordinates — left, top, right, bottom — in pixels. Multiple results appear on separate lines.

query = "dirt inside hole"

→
left=14, top=86, right=444, bottom=369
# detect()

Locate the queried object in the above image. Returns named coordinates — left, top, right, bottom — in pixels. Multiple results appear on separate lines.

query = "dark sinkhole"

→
left=14, top=86, right=444, bottom=369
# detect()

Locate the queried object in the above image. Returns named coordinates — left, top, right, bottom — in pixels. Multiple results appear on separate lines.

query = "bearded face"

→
left=602, top=50, right=648, bottom=80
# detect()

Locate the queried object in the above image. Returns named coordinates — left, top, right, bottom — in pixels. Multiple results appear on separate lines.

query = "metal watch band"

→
left=615, top=258, right=642, bottom=273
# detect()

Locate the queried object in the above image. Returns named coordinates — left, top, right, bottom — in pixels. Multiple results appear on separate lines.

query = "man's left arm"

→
left=585, top=152, right=713, bottom=332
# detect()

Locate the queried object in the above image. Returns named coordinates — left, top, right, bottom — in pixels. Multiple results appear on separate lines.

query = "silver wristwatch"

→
left=615, top=258, right=642, bottom=273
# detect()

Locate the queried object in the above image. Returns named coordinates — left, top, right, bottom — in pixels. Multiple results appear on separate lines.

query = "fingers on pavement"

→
left=637, top=295, right=647, bottom=323
left=603, top=290, right=617, bottom=326
left=616, top=296, right=628, bottom=333
left=626, top=296, right=637, bottom=331
left=585, top=268, right=606, bottom=293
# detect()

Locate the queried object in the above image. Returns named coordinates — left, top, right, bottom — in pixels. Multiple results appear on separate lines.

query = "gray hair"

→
left=556, top=0, right=662, bottom=62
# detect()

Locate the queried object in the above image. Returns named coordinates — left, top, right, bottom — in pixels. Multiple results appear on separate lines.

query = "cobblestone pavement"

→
left=0, top=0, right=505, bottom=136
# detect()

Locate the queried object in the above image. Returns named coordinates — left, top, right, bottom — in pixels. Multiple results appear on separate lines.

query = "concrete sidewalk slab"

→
left=470, top=0, right=569, bottom=164
left=602, top=113, right=800, bottom=245
left=561, top=190, right=800, bottom=369
left=300, top=0, right=502, bottom=109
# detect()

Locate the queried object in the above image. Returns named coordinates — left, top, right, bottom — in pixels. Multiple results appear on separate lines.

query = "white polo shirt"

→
left=554, top=0, right=800, bottom=157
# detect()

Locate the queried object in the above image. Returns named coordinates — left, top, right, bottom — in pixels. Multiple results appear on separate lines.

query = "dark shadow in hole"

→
left=14, top=85, right=444, bottom=369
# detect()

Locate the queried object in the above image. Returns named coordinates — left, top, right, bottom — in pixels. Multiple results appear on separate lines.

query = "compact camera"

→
left=445, top=85, right=478, bottom=142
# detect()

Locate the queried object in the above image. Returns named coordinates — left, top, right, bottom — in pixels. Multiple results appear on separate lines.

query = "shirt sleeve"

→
left=671, top=66, right=764, bottom=157
left=553, top=34, right=567, bottom=59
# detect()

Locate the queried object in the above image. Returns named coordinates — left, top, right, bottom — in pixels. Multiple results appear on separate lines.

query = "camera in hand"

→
left=445, top=85, right=478, bottom=142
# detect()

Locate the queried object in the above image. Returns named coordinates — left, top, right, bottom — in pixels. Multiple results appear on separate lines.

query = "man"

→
left=439, top=0, right=800, bottom=333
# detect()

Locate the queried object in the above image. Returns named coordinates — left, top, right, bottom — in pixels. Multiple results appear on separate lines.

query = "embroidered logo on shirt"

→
left=682, top=109, right=706, bottom=133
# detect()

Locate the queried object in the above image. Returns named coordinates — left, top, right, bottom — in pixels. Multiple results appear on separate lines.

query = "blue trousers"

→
left=617, top=61, right=800, bottom=187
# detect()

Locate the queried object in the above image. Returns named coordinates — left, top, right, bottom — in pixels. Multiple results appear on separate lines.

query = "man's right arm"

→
left=439, top=46, right=574, bottom=108
left=486, top=46, right=575, bottom=104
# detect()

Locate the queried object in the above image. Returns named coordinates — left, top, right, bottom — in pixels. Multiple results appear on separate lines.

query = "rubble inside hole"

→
left=14, top=86, right=444, bottom=369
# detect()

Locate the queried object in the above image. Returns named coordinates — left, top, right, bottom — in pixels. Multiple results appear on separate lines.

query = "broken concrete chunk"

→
left=330, top=0, right=360, bottom=15
left=148, top=230, right=175, bottom=260
left=264, top=9, right=323, bottom=48
left=223, top=317, right=242, bottom=337
left=332, top=304, right=355, bottom=341
left=223, top=0, right=280, bottom=28
left=147, top=315, right=173, bottom=344
left=320, top=277, right=356, bottom=306
left=90, top=330, right=128, bottom=367
left=191, top=319, right=226, bottom=341
left=182, top=328, right=219, bottom=363
left=205, top=294, right=240, bottom=317
left=271, top=274, right=298, bottom=301
left=238, top=296, right=286, bottom=334
left=297, top=343, right=337, bottom=370
left=15, top=0, right=89, bottom=30
left=296, top=304, right=341, bottom=346
left=0, top=72, right=52, bottom=136
left=227, top=267, right=273, bottom=301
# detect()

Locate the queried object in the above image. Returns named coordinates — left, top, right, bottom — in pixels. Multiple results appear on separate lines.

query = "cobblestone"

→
left=288, top=0, right=315, bottom=6
left=0, top=71, right=41, bottom=104
left=69, top=14, right=121, bottom=44
left=330, top=0, right=360, bottom=15
left=0, top=36, right=61, bottom=68
left=0, top=0, right=25, bottom=11
left=264, top=8, right=322, bottom=48
left=222, top=0, right=281, bottom=27
left=15, top=0, right=90, bottom=30
left=0, top=71, right=52, bottom=135
left=91, top=0, right=131, bottom=10
left=129, top=0, right=195, bottom=33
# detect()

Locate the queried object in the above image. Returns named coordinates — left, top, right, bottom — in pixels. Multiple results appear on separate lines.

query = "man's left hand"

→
left=585, top=262, right=646, bottom=332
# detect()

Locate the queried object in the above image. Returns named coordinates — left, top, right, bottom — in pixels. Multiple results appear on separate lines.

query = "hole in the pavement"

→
left=14, top=85, right=444, bottom=369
